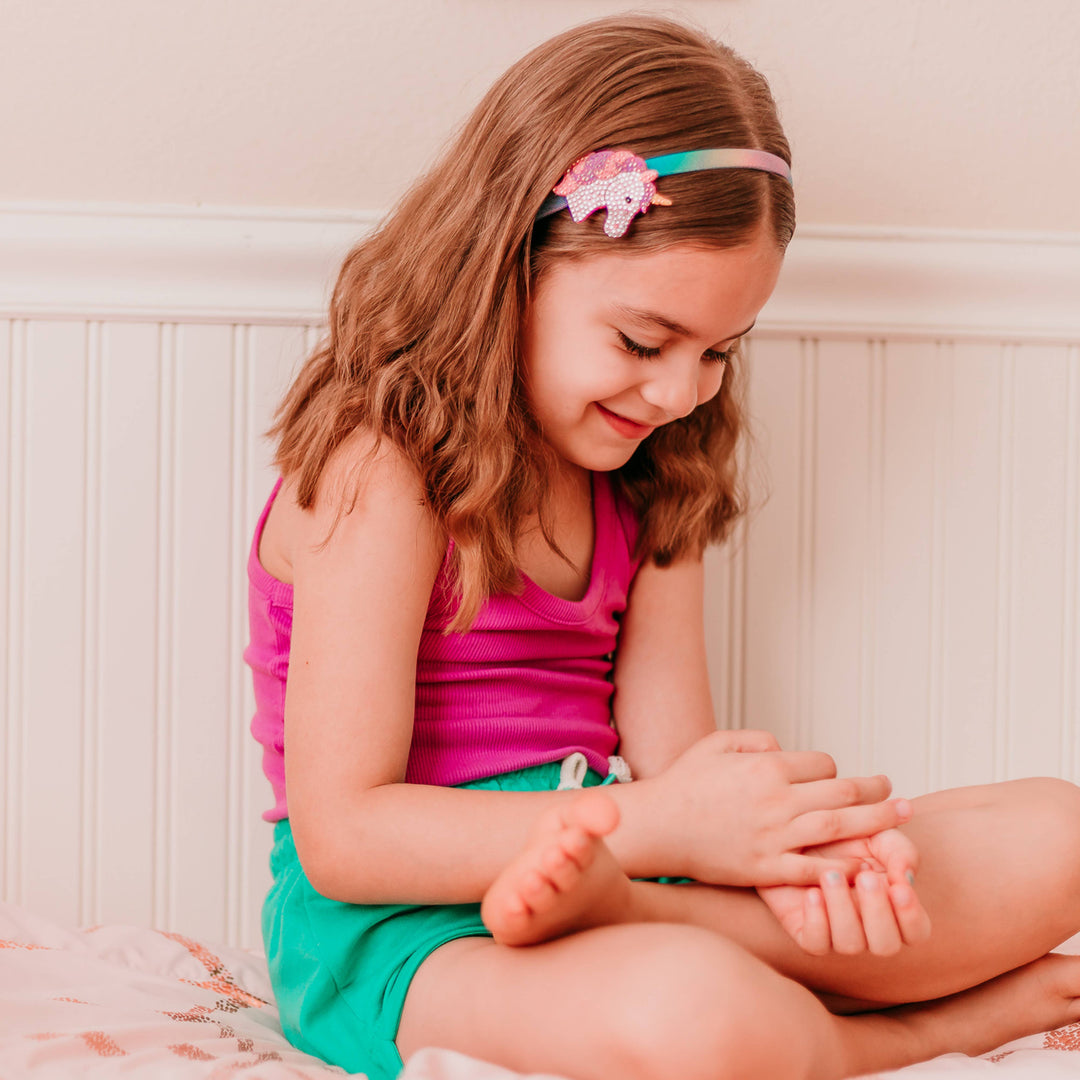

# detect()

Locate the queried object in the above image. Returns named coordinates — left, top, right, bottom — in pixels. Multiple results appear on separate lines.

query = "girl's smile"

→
left=521, top=232, right=784, bottom=472
left=594, top=402, right=657, bottom=439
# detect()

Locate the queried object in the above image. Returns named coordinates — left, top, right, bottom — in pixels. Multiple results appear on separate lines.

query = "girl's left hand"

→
left=756, top=828, right=932, bottom=957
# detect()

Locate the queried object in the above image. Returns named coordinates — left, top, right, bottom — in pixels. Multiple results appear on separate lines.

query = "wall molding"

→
left=2, top=203, right=1079, bottom=341
left=0, top=203, right=375, bottom=326
left=766, top=226, right=1080, bottom=343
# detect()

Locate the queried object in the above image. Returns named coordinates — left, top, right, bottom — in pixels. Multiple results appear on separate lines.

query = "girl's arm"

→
left=284, top=437, right=910, bottom=906
left=282, top=434, right=665, bottom=904
left=610, top=555, right=723, bottom=778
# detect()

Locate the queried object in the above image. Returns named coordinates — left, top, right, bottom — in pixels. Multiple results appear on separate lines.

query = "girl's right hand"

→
left=644, top=729, right=912, bottom=887
left=756, top=827, right=932, bottom=956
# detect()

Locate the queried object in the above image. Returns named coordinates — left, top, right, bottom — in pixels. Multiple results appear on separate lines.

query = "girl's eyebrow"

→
left=612, top=303, right=756, bottom=344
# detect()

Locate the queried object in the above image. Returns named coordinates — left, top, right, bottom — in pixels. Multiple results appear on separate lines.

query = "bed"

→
left=3, top=900, right=1079, bottom=1080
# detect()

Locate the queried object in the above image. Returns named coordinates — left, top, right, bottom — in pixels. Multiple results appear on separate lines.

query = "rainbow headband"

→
left=536, top=148, right=793, bottom=238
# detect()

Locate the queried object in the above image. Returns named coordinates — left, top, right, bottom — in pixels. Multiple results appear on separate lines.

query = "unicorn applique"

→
left=551, top=149, right=673, bottom=238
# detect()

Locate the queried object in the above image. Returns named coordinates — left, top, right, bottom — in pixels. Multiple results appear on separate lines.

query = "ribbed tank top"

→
left=245, top=471, right=641, bottom=822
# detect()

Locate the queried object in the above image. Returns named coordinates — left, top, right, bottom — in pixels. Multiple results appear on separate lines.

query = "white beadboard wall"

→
left=1, top=205, right=1079, bottom=949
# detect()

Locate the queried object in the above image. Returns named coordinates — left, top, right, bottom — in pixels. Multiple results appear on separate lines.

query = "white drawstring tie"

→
left=556, top=751, right=632, bottom=790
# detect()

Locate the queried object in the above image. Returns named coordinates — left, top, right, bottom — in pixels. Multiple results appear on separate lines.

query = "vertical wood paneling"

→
left=940, top=343, right=1001, bottom=789
left=726, top=529, right=747, bottom=733
left=1006, top=344, right=1070, bottom=779
left=1066, top=345, right=1080, bottom=785
left=97, top=321, right=162, bottom=927
left=169, top=323, right=234, bottom=943
left=993, top=346, right=1016, bottom=781
left=872, top=341, right=939, bottom=796
left=862, top=342, right=887, bottom=780
left=795, top=341, right=817, bottom=753
left=80, top=321, right=103, bottom=924
left=242, top=330, right=267, bottom=952
left=153, top=322, right=178, bottom=928
left=0, top=319, right=21, bottom=904
left=807, top=340, right=873, bottom=778
left=703, top=522, right=746, bottom=732
left=703, top=543, right=734, bottom=729
left=21, top=321, right=88, bottom=926
left=926, top=344, right=951, bottom=794
left=742, top=338, right=805, bottom=748
left=226, top=324, right=250, bottom=948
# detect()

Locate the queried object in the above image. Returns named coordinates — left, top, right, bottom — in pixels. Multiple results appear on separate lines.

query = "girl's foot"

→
left=840, top=953, right=1080, bottom=1075
left=480, top=789, right=634, bottom=946
left=919, top=952, right=1080, bottom=1054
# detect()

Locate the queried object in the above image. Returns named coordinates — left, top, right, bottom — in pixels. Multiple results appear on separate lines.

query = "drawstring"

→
left=556, top=752, right=632, bottom=790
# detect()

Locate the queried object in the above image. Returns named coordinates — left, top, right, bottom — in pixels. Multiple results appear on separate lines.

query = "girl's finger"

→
left=712, top=728, right=782, bottom=753
left=775, top=750, right=839, bottom=783
left=788, top=800, right=913, bottom=850
left=877, top=830, right=921, bottom=885
left=820, top=870, right=868, bottom=955
left=797, top=888, right=830, bottom=956
left=789, top=775, right=893, bottom=814
left=778, top=853, right=864, bottom=887
left=888, top=881, right=933, bottom=946
left=884, top=854, right=917, bottom=889
left=855, top=871, right=903, bottom=957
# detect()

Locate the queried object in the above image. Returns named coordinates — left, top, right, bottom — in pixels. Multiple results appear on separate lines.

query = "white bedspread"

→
left=1, top=902, right=1077, bottom=1079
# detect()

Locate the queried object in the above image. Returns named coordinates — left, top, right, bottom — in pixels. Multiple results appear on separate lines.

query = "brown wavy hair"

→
left=271, top=14, right=795, bottom=630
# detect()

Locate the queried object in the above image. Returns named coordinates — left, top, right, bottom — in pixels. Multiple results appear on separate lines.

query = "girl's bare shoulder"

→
left=261, top=427, right=444, bottom=586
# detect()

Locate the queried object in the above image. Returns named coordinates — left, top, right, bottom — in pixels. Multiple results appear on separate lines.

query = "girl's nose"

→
left=640, top=362, right=699, bottom=420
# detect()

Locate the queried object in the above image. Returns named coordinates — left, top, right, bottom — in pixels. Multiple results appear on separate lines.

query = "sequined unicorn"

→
left=551, top=150, right=673, bottom=238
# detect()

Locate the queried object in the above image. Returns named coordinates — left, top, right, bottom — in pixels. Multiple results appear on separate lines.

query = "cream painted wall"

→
left=3, top=0, right=1077, bottom=230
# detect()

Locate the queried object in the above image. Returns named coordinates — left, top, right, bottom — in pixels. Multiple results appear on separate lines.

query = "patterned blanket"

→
left=1, top=902, right=1077, bottom=1079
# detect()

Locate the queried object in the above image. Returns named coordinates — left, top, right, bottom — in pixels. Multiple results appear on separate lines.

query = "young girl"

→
left=247, top=15, right=1080, bottom=1080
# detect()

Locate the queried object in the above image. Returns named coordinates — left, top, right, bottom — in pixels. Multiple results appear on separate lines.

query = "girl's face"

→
left=522, top=232, right=783, bottom=474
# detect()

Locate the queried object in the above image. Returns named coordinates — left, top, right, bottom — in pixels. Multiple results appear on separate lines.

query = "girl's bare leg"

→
left=637, top=777, right=1080, bottom=1004
left=397, top=794, right=1080, bottom=1080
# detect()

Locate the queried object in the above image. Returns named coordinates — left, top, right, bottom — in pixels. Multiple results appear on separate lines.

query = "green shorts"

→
left=262, top=758, right=638, bottom=1080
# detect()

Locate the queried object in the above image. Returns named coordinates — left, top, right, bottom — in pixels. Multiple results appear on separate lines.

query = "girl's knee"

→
left=1032, top=778, right=1080, bottom=880
left=990, top=778, right=1080, bottom=908
left=608, top=925, right=819, bottom=1080
left=1010, top=778, right=1080, bottom=842
left=1036, top=776, right=1080, bottom=817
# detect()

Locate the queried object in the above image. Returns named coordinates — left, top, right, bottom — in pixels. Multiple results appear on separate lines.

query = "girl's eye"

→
left=706, top=337, right=742, bottom=366
left=618, top=331, right=735, bottom=366
left=617, top=331, right=661, bottom=359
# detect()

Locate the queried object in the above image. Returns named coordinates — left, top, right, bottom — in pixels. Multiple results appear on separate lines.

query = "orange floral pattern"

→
left=168, top=1043, right=214, bottom=1061
left=160, top=931, right=270, bottom=1010
left=1044, top=1022, right=1080, bottom=1051
left=0, top=913, right=319, bottom=1076
left=81, top=1031, right=126, bottom=1057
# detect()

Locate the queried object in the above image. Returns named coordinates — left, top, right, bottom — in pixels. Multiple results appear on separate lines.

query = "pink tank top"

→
left=245, top=472, right=641, bottom=822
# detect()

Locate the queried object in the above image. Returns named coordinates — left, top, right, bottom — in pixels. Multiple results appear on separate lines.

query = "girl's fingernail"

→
left=807, top=888, right=823, bottom=906
left=906, top=870, right=916, bottom=886
left=895, top=798, right=913, bottom=819
left=858, top=872, right=880, bottom=891
left=824, top=870, right=844, bottom=886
